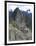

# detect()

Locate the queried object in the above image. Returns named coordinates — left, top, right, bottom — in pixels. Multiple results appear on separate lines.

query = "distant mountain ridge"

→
left=9, top=8, right=32, bottom=20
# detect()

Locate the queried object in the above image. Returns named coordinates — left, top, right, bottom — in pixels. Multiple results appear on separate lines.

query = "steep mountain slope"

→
left=9, top=8, right=32, bottom=30
left=9, top=8, right=32, bottom=41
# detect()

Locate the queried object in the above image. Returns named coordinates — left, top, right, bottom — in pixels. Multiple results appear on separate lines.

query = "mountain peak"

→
left=15, top=7, right=19, bottom=10
left=14, top=7, right=20, bottom=13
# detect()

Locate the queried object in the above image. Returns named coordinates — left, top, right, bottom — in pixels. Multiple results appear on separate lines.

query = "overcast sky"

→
left=7, top=3, right=34, bottom=13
